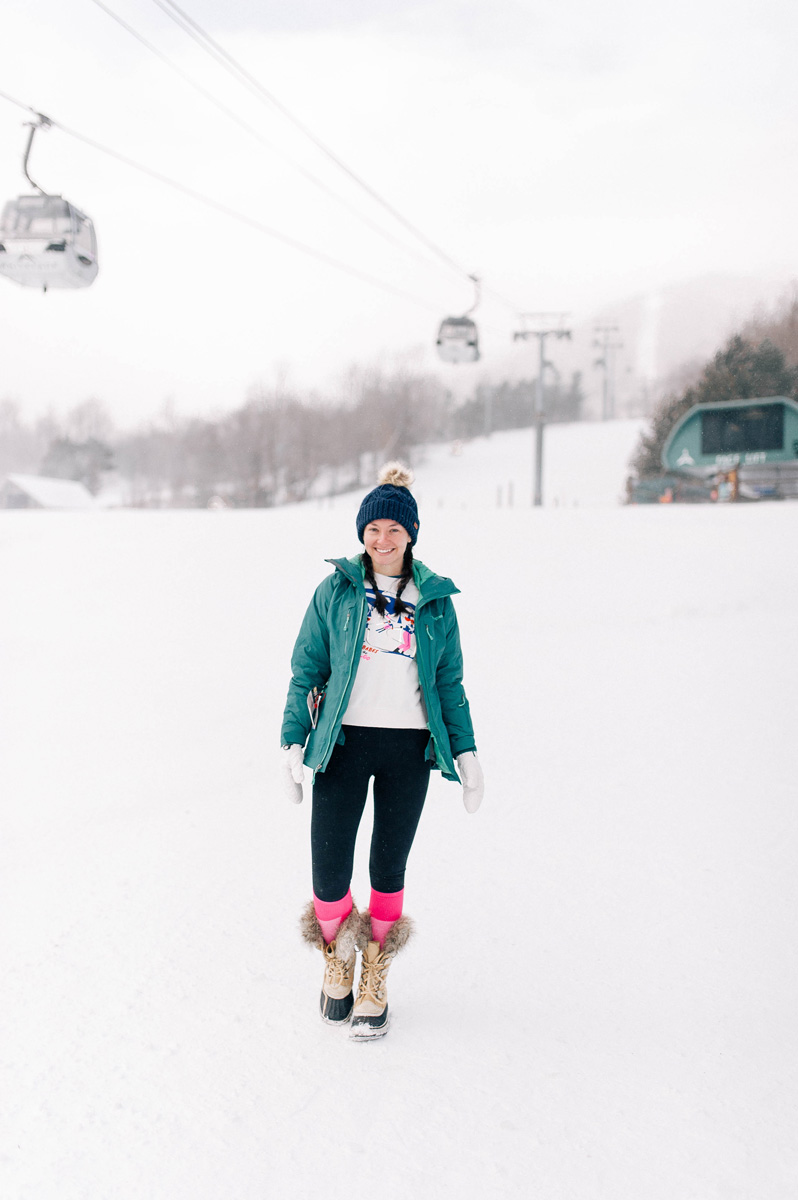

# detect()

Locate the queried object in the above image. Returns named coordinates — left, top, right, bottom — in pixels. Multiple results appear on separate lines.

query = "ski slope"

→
left=412, top=418, right=648, bottom=510
left=3, top=423, right=797, bottom=1200
left=318, top=418, right=648, bottom=512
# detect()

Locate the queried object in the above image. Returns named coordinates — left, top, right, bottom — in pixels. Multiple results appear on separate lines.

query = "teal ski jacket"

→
left=281, top=555, right=476, bottom=782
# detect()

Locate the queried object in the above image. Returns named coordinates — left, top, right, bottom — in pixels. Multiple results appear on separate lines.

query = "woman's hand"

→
left=280, top=744, right=305, bottom=804
left=456, top=751, right=484, bottom=813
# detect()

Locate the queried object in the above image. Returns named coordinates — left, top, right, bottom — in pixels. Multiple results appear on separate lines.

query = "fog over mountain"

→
left=0, top=0, right=795, bottom=423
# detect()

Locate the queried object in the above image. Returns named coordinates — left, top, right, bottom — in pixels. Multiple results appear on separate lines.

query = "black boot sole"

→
left=319, top=989, right=354, bottom=1025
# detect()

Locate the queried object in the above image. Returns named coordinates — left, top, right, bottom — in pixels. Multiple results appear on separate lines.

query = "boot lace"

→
left=356, top=950, right=390, bottom=1005
left=324, top=944, right=353, bottom=990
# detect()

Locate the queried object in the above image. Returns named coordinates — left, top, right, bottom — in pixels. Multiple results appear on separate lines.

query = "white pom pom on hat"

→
left=378, top=461, right=415, bottom=488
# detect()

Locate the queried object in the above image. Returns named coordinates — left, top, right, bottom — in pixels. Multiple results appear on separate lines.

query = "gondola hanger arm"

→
left=463, top=274, right=480, bottom=316
left=22, top=114, right=52, bottom=195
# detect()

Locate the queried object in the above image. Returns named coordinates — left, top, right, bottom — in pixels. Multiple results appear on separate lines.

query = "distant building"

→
left=0, top=474, right=96, bottom=510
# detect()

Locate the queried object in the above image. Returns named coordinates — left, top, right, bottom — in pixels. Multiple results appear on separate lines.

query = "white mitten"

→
left=456, top=751, right=484, bottom=813
left=280, top=744, right=305, bottom=804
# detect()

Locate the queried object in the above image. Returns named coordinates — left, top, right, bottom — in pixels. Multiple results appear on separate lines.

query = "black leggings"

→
left=311, top=725, right=432, bottom=902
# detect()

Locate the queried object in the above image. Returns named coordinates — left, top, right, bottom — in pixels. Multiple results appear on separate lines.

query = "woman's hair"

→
left=362, top=545, right=414, bottom=616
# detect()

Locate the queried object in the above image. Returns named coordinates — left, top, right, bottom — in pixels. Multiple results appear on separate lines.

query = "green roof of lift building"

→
left=662, top=396, right=798, bottom=473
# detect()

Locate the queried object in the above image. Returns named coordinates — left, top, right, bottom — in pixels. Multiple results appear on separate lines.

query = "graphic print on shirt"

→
left=361, top=588, right=416, bottom=661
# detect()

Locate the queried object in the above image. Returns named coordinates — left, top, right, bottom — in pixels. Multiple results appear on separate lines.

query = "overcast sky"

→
left=0, top=0, right=796, bottom=426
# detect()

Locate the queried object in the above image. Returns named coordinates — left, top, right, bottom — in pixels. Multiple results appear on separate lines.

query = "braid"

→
left=362, top=552, right=387, bottom=615
left=392, top=545, right=415, bottom=616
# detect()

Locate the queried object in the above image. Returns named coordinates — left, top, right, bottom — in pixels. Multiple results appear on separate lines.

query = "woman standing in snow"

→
left=280, top=463, right=483, bottom=1041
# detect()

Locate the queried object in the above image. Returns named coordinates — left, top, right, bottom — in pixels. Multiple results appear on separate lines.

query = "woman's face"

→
left=363, top=519, right=411, bottom=576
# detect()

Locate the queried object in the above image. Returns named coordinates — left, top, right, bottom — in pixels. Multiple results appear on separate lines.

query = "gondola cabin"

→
left=0, top=195, right=98, bottom=291
left=436, top=316, right=479, bottom=364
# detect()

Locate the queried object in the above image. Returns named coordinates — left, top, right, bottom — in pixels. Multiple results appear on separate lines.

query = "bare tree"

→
left=0, top=399, right=36, bottom=476
left=65, top=397, right=116, bottom=444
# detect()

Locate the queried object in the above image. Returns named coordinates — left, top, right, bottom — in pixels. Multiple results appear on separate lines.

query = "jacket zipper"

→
left=414, top=606, right=445, bottom=771
left=314, top=594, right=366, bottom=770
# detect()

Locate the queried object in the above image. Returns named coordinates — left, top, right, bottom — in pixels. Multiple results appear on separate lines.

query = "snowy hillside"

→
left=3, top=485, right=797, bottom=1197
left=414, top=418, right=647, bottom=509
left=322, top=417, right=647, bottom=512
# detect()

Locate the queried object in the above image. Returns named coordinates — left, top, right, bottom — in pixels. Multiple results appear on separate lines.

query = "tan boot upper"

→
left=322, top=941, right=356, bottom=1000
left=352, top=941, right=392, bottom=1018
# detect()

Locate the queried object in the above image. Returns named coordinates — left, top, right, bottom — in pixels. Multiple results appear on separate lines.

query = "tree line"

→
left=628, top=292, right=798, bottom=489
left=0, top=365, right=585, bottom=507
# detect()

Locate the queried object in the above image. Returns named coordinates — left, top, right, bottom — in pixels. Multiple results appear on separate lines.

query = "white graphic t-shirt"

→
left=342, top=573, right=428, bottom=729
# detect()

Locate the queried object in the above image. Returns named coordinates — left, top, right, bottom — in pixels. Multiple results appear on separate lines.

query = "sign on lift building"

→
left=662, top=396, right=798, bottom=473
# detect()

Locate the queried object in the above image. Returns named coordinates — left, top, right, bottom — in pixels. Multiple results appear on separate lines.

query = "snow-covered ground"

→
left=3, top=424, right=797, bottom=1199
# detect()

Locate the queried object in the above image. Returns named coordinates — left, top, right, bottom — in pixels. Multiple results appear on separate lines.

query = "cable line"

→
left=0, top=89, right=45, bottom=125
left=89, top=0, right=468, bottom=286
left=151, top=0, right=527, bottom=317
left=150, top=0, right=483, bottom=285
left=0, top=87, right=446, bottom=315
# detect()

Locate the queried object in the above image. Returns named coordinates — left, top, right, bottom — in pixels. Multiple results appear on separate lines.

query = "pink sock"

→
left=369, top=888, right=404, bottom=947
left=313, top=890, right=352, bottom=945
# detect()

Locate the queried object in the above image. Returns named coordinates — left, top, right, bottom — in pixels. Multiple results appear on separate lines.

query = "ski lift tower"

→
left=593, top=325, right=623, bottom=420
left=513, top=313, right=572, bottom=506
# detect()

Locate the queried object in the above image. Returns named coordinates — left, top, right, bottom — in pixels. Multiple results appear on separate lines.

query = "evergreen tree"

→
left=452, top=372, right=585, bottom=439
left=629, top=336, right=798, bottom=480
left=40, top=436, right=114, bottom=495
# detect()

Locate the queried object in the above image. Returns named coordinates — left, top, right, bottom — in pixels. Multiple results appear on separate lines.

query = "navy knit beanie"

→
left=356, top=462, right=420, bottom=545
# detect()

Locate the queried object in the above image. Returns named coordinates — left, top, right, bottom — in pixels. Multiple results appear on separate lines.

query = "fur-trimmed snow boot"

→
left=300, top=901, right=361, bottom=1025
left=349, top=913, right=413, bottom=1041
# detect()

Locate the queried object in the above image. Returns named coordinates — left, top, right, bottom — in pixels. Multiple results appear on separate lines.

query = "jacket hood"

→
left=326, top=555, right=460, bottom=601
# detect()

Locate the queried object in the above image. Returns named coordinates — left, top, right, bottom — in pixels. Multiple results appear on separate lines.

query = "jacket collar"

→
left=327, top=555, right=366, bottom=589
left=326, top=555, right=459, bottom=600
